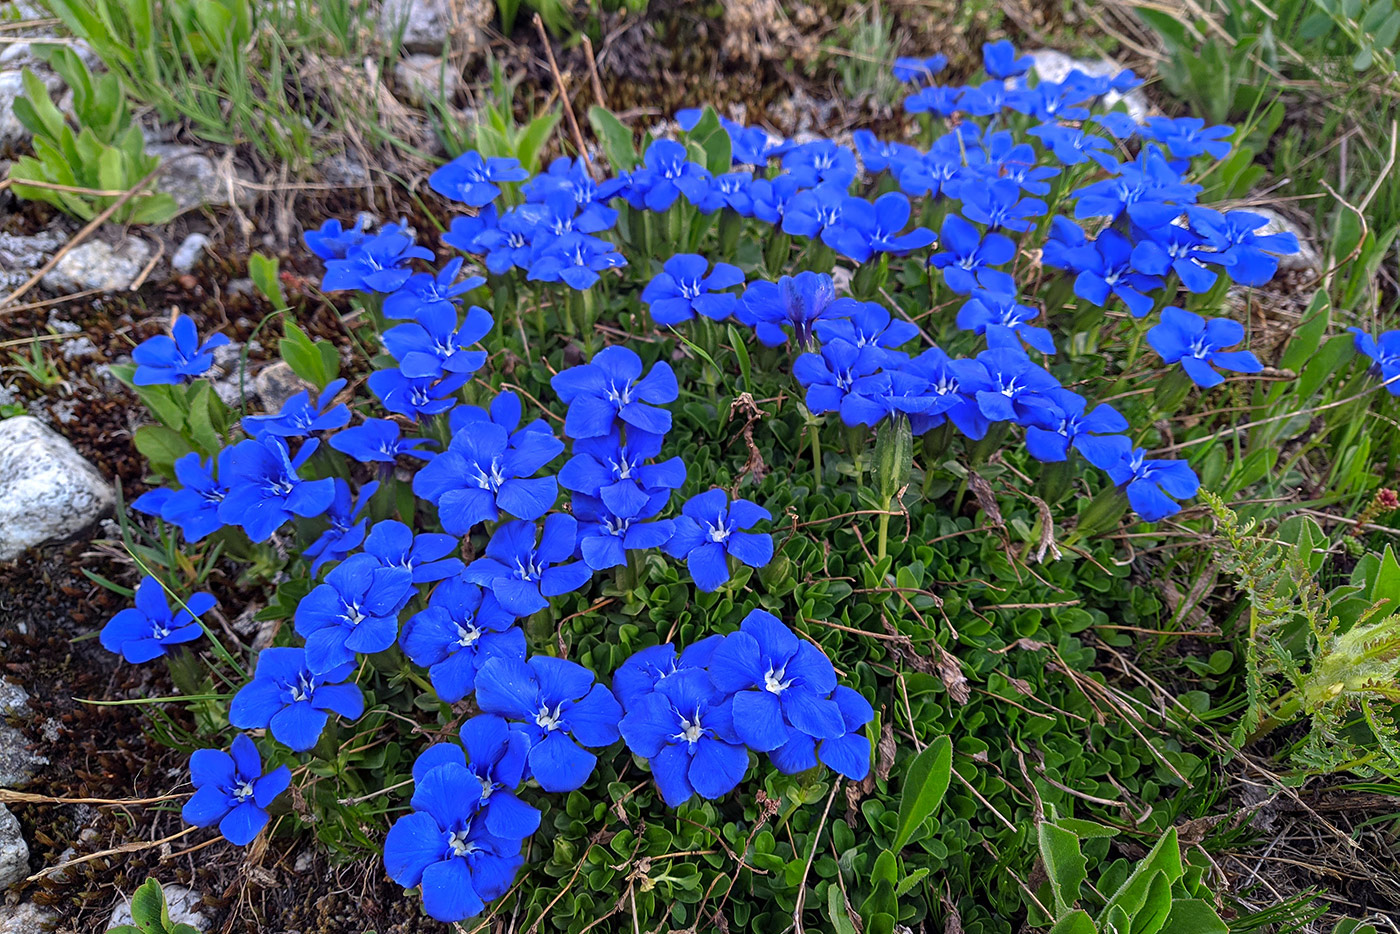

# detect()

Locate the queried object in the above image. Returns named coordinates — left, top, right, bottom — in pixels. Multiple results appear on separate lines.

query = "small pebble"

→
left=171, top=233, right=211, bottom=275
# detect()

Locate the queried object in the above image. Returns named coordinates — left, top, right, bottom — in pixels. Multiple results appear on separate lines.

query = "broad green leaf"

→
left=134, top=425, right=194, bottom=479
left=588, top=105, right=637, bottom=174
left=826, top=884, right=859, bottom=934
left=1038, top=821, right=1086, bottom=916
left=1049, top=910, right=1097, bottom=934
left=1101, top=829, right=1183, bottom=921
left=1369, top=544, right=1400, bottom=612
left=1158, top=899, right=1228, bottom=934
left=249, top=252, right=286, bottom=308
left=1130, top=870, right=1173, bottom=934
left=892, top=735, right=952, bottom=850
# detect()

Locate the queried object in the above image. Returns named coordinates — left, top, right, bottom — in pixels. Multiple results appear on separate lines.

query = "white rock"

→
left=379, top=0, right=491, bottom=54
left=254, top=361, right=312, bottom=414
left=0, top=723, right=45, bottom=789
left=0, top=229, right=66, bottom=300
left=41, top=237, right=152, bottom=294
left=108, top=884, right=209, bottom=932
left=394, top=53, right=459, bottom=106
left=0, top=416, right=115, bottom=561
left=0, top=903, right=57, bottom=934
left=172, top=232, right=212, bottom=274
left=0, top=681, right=28, bottom=718
left=1022, top=48, right=1149, bottom=124
left=0, top=804, right=28, bottom=891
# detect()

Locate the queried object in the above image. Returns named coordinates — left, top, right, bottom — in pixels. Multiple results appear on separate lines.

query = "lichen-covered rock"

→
left=40, top=237, right=152, bottom=294
left=0, top=723, right=45, bottom=789
left=0, top=903, right=57, bottom=933
left=0, top=804, right=28, bottom=891
left=254, top=361, right=312, bottom=414
left=0, top=228, right=66, bottom=301
left=0, top=416, right=115, bottom=560
left=1249, top=207, right=1322, bottom=276
left=379, top=0, right=490, bottom=54
left=394, top=53, right=459, bottom=106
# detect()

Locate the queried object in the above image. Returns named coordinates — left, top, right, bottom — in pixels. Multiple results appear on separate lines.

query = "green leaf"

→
left=134, top=425, right=194, bottom=479
left=279, top=320, right=335, bottom=390
left=826, top=884, right=859, bottom=934
left=1101, top=829, right=1183, bottom=921
left=892, top=735, right=952, bottom=850
left=587, top=106, right=637, bottom=174
left=1158, top=899, right=1228, bottom=934
left=1039, top=821, right=1087, bottom=916
left=249, top=252, right=286, bottom=309
left=1130, top=870, right=1173, bottom=934
left=128, top=877, right=169, bottom=932
left=686, top=106, right=732, bottom=175
left=1049, top=910, right=1098, bottom=934
left=183, top=381, right=223, bottom=456
left=728, top=323, right=752, bottom=392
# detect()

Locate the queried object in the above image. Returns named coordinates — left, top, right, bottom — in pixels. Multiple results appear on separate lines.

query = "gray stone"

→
left=320, top=152, right=370, bottom=188
left=0, top=903, right=57, bottom=934
left=0, top=682, right=28, bottom=718
left=41, top=237, right=152, bottom=294
left=379, top=0, right=490, bottom=54
left=395, top=54, right=459, bottom=106
left=1249, top=206, right=1322, bottom=276
left=0, top=229, right=65, bottom=300
left=109, top=883, right=209, bottom=932
left=0, top=804, right=28, bottom=891
left=0, top=723, right=45, bottom=789
left=253, top=361, right=312, bottom=414
left=0, top=416, right=115, bottom=561
left=171, top=232, right=212, bottom=274
left=145, top=142, right=240, bottom=212
left=1022, top=48, right=1150, bottom=124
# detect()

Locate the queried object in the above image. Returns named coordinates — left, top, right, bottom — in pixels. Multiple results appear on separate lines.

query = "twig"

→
left=0, top=789, right=186, bottom=806
left=533, top=14, right=593, bottom=178
left=28, top=824, right=199, bottom=881
left=582, top=35, right=607, bottom=109
left=791, top=780, right=840, bottom=934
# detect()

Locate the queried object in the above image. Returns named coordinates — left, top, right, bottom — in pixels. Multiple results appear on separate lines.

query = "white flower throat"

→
left=535, top=702, right=564, bottom=731
left=764, top=665, right=792, bottom=695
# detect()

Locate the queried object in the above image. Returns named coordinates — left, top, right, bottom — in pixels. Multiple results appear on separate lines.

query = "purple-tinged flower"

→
left=429, top=151, right=529, bottom=207
left=619, top=668, right=748, bottom=806
left=383, top=257, right=486, bottom=322
left=217, top=436, right=336, bottom=542
left=823, top=192, right=936, bottom=262
left=550, top=346, right=678, bottom=439
left=474, top=654, right=622, bottom=792
left=462, top=515, right=591, bottom=615
left=365, top=519, right=465, bottom=583
left=132, top=316, right=230, bottom=386
left=1107, top=448, right=1200, bottom=521
left=329, top=417, right=434, bottom=463
left=100, top=575, right=214, bottom=664
left=366, top=370, right=469, bottom=421
left=303, top=479, right=380, bottom=574
left=243, top=379, right=350, bottom=439
left=736, top=271, right=859, bottom=349
left=321, top=227, right=433, bottom=293
left=400, top=579, right=525, bottom=703
left=182, top=735, right=290, bottom=846
left=1023, top=388, right=1131, bottom=468
left=295, top=553, right=414, bottom=672
left=1147, top=307, right=1262, bottom=388
left=229, top=647, right=363, bottom=752
left=708, top=610, right=843, bottom=751
left=412, top=420, right=562, bottom=533
left=956, top=290, right=1055, bottom=355
left=664, top=490, right=772, bottom=591
left=641, top=254, right=746, bottom=325
left=928, top=214, right=1017, bottom=294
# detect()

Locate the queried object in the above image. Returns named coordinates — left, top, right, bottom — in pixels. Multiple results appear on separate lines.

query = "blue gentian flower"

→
left=412, top=420, right=563, bottom=534
left=365, top=519, right=465, bottom=583
left=366, top=370, right=470, bottom=420
left=1131, top=222, right=1218, bottom=293
left=893, top=147, right=962, bottom=197
left=242, top=379, right=350, bottom=439
left=295, top=552, right=414, bottom=672
left=550, top=346, right=678, bottom=439
left=769, top=685, right=873, bottom=780
left=1027, top=124, right=1118, bottom=169
left=329, top=417, right=434, bottom=463
left=977, top=133, right=1062, bottom=195
left=182, top=734, right=291, bottom=846
left=982, top=40, right=1034, bottom=79
left=411, top=722, right=541, bottom=844
left=904, top=85, right=962, bottom=118
left=1023, top=388, right=1131, bottom=468
left=132, top=448, right=233, bottom=543
left=522, top=156, right=623, bottom=207
left=1144, top=116, right=1233, bottom=160
left=823, top=192, right=936, bottom=262
left=1107, top=448, right=1201, bottom=522
left=618, top=668, right=748, bottom=807
left=708, top=610, right=843, bottom=751
left=472, top=206, right=539, bottom=274
left=1147, top=307, right=1262, bottom=388
left=321, top=226, right=433, bottom=293
left=729, top=124, right=791, bottom=166
left=1093, top=111, right=1141, bottom=139
left=627, top=140, right=712, bottom=212
left=892, top=54, right=948, bottom=83
left=840, top=368, right=939, bottom=427
left=793, top=339, right=885, bottom=423
left=900, top=349, right=991, bottom=439
left=519, top=191, right=617, bottom=247
left=749, top=174, right=804, bottom=225
left=960, top=179, right=1048, bottom=233
left=611, top=636, right=724, bottom=711
left=929, top=214, right=1017, bottom=294
left=229, top=647, right=363, bottom=752
left=1072, top=147, right=1200, bottom=227
left=448, top=390, right=552, bottom=442
left=959, top=79, right=1020, bottom=116
left=1042, top=220, right=1160, bottom=318
left=812, top=300, right=919, bottom=364
left=474, top=654, right=623, bottom=792
left=429, top=151, right=530, bottom=206
left=782, top=140, right=858, bottom=188
left=304, top=217, right=370, bottom=261
left=736, top=271, right=859, bottom=349
left=972, top=346, right=1060, bottom=423
left=558, top=429, right=686, bottom=517
left=683, top=170, right=755, bottom=215
left=572, top=491, right=674, bottom=571
left=303, top=479, right=379, bottom=574
left=664, top=490, right=772, bottom=591
left=383, top=304, right=493, bottom=380
left=1349, top=328, right=1400, bottom=394
left=441, top=206, right=498, bottom=256
left=781, top=181, right=849, bottom=238
left=401, top=579, right=525, bottom=703
left=218, top=436, right=336, bottom=542
left=640, top=254, right=746, bottom=325
left=526, top=232, right=628, bottom=290
left=382, top=759, right=524, bottom=923
left=1188, top=208, right=1300, bottom=286
left=383, top=257, right=486, bottom=322
left=462, top=515, right=592, bottom=615
left=956, top=290, right=1056, bottom=355
left=132, top=316, right=230, bottom=386
left=851, top=130, right=920, bottom=174
left=100, top=575, right=214, bottom=664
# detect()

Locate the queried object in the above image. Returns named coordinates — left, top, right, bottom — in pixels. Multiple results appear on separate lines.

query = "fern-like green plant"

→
left=109, top=878, right=201, bottom=934
left=7, top=45, right=177, bottom=223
